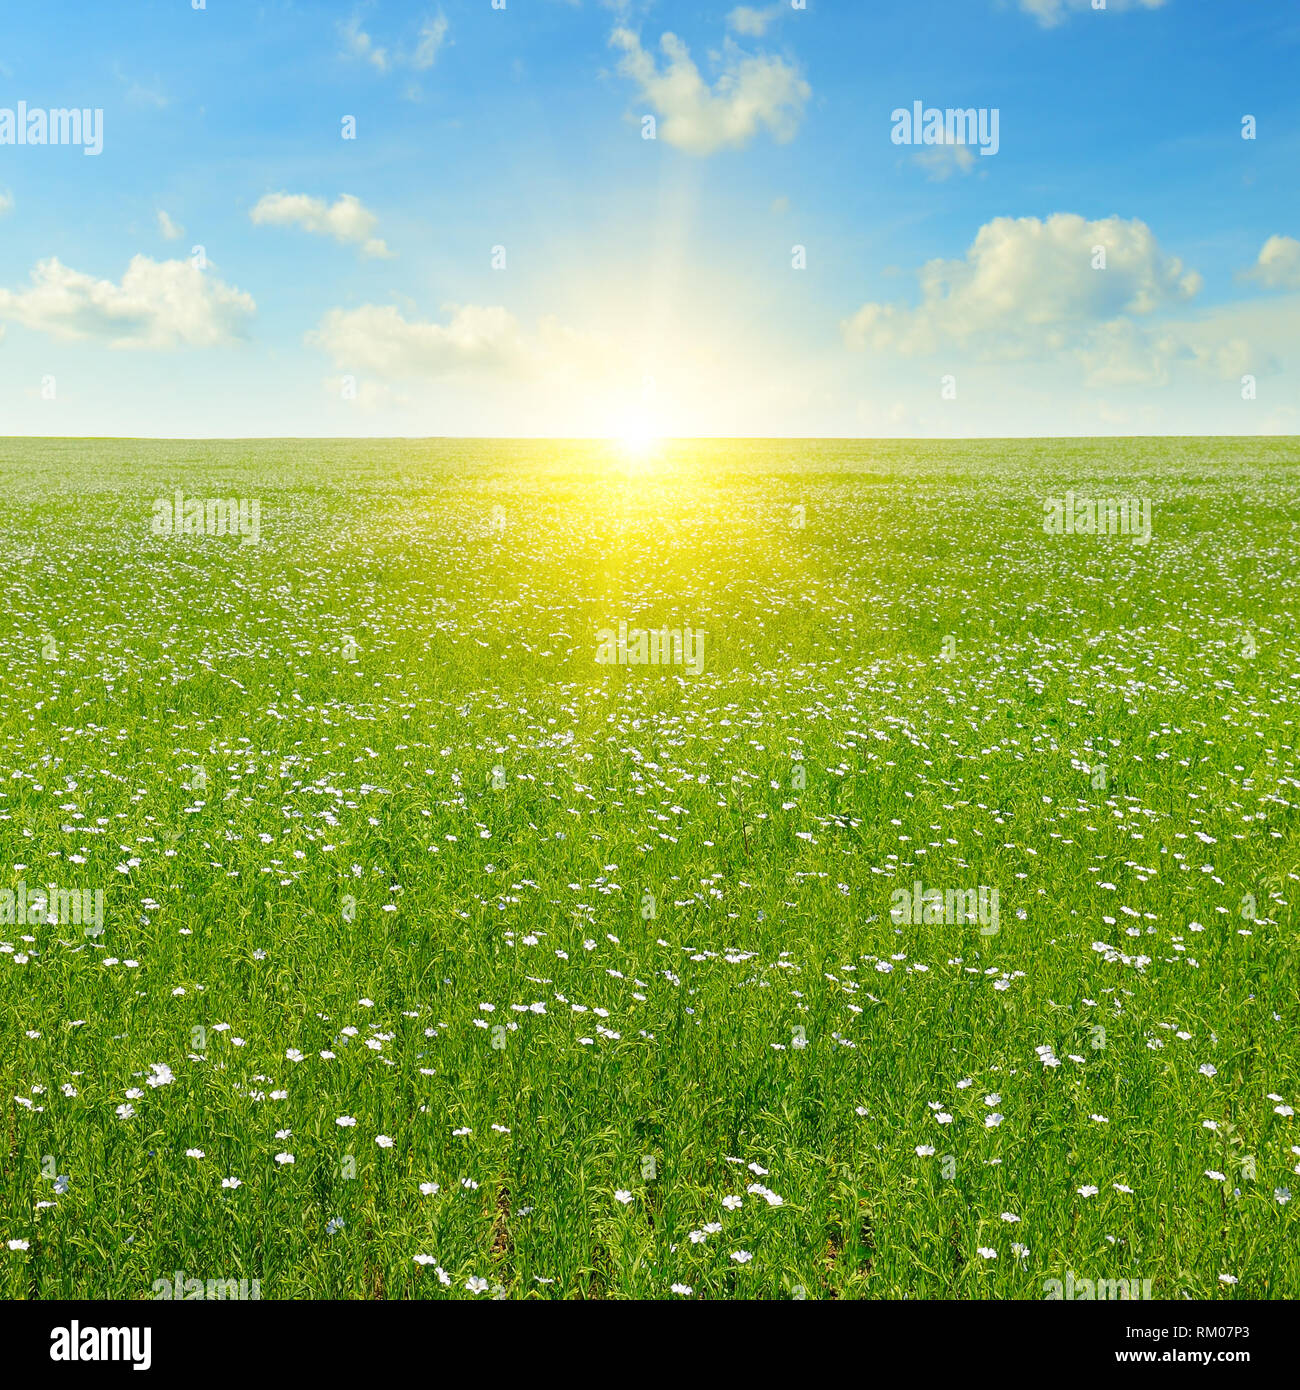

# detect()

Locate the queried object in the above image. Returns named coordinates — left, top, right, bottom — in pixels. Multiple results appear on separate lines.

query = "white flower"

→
left=730, top=1250, right=753, bottom=1264
left=115, top=1104, right=135, bottom=1120
left=413, top=1254, right=437, bottom=1266
left=336, top=1116, right=356, bottom=1127
left=1218, top=1273, right=1238, bottom=1285
left=1205, top=1170, right=1227, bottom=1182
left=916, top=1145, right=935, bottom=1157
left=185, top=1148, right=204, bottom=1159
left=1275, top=1105, right=1295, bottom=1118
left=221, top=1177, right=241, bottom=1189
left=1077, top=1185, right=1099, bottom=1198
left=376, top=1135, right=394, bottom=1148
left=722, top=1194, right=743, bottom=1210
left=1198, top=1063, right=1217, bottom=1078
left=984, top=1113, right=1004, bottom=1128
left=977, top=1247, right=997, bottom=1260
left=1000, top=1213, right=1020, bottom=1223
left=7, top=1240, right=30, bottom=1251
left=274, top=1152, right=294, bottom=1165
left=614, top=1190, right=633, bottom=1205
left=419, top=1182, right=440, bottom=1196
left=671, top=1282, right=692, bottom=1295
left=466, top=1276, right=489, bottom=1294
left=285, top=1048, right=304, bottom=1062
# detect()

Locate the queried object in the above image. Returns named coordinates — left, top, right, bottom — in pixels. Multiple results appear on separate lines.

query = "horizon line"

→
left=0, top=432, right=1296, bottom=444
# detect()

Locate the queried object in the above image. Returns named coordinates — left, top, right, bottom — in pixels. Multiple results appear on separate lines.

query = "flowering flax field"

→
left=2, top=434, right=1298, bottom=1302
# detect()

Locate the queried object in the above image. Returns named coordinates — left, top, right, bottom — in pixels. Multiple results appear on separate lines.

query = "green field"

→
left=1, top=436, right=1297, bottom=1300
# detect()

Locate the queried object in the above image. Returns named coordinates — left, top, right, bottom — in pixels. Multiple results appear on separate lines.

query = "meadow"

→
left=0, top=435, right=1297, bottom=1300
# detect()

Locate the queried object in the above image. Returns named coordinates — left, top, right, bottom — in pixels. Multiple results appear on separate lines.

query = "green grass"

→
left=1, top=435, right=1297, bottom=1299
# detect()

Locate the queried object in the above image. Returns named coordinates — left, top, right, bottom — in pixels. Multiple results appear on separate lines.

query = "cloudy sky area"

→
left=0, top=0, right=1297, bottom=437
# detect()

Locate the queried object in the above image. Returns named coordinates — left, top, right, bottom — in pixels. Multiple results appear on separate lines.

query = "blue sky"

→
left=0, top=0, right=1297, bottom=436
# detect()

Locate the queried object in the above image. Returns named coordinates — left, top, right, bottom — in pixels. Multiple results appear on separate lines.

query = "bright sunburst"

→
left=610, top=416, right=663, bottom=466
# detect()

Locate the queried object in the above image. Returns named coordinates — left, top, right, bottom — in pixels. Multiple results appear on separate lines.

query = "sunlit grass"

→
left=0, top=436, right=1297, bottom=1299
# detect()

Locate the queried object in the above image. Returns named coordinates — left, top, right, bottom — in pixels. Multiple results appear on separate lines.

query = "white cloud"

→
left=0, top=255, right=255, bottom=349
left=340, top=15, right=389, bottom=72
left=610, top=28, right=809, bottom=155
left=156, top=209, right=184, bottom=241
left=0, top=190, right=12, bottom=217
left=308, top=303, right=527, bottom=378
left=340, top=10, right=450, bottom=75
left=913, top=144, right=977, bottom=180
left=842, top=213, right=1202, bottom=361
left=306, top=303, right=641, bottom=410
left=841, top=213, right=1298, bottom=397
left=727, top=4, right=785, bottom=37
left=304, top=295, right=829, bottom=436
left=1164, top=296, right=1291, bottom=383
left=250, top=193, right=393, bottom=259
left=113, top=63, right=169, bottom=109
left=412, top=12, right=450, bottom=70
left=1242, top=235, right=1300, bottom=291
left=1016, top=0, right=1168, bottom=26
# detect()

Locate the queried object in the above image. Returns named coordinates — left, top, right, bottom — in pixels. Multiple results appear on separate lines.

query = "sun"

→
left=608, top=412, right=663, bottom=466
